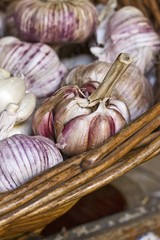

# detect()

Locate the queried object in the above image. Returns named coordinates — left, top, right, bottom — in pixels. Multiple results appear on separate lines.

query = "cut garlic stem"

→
left=87, top=53, right=132, bottom=107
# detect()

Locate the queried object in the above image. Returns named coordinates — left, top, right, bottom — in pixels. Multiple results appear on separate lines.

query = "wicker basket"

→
left=0, top=1, right=160, bottom=239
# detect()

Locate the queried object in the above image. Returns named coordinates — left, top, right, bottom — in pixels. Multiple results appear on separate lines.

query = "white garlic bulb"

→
left=0, top=37, right=68, bottom=98
left=0, top=134, right=63, bottom=192
left=0, top=68, right=36, bottom=140
left=90, top=6, right=160, bottom=74
left=62, top=61, right=154, bottom=121
left=11, top=0, right=98, bottom=44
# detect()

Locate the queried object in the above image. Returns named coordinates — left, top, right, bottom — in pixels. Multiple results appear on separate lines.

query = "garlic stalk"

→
left=11, top=0, right=98, bottom=44
left=90, top=6, right=160, bottom=74
left=0, top=134, right=63, bottom=192
left=62, top=61, right=154, bottom=121
left=0, top=36, right=68, bottom=98
left=0, top=68, right=36, bottom=140
left=33, top=53, right=131, bottom=156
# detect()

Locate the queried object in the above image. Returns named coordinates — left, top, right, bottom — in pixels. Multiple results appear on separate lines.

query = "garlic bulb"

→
left=33, top=86, right=130, bottom=156
left=90, top=6, right=160, bottom=74
left=0, top=134, right=63, bottom=192
left=63, top=61, right=154, bottom=121
left=0, top=68, right=36, bottom=140
left=0, top=37, right=67, bottom=98
left=33, top=53, right=131, bottom=156
left=11, top=0, right=98, bottom=44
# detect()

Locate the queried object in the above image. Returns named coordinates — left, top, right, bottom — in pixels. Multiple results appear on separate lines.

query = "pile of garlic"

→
left=0, top=0, right=159, bottom=192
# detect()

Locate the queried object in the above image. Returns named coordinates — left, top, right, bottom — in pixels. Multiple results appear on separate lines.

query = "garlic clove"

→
left=16, top=92, right=36, bottom=124
left=54, top=97, right=92, bottom=137
left=0, top=76, right=26, bottom=112
left=56, top=115, right=91, bottom=156
left=107, top=98, right=130, bottom=124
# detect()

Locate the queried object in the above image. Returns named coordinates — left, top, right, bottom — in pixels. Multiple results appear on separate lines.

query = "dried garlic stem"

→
left=87, top=53, right=132, bottom=106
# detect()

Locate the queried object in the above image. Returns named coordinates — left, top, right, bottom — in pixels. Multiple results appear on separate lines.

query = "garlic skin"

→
left=0, top=37, right=67, bottom=98
left=33, top=85, right=130, bottom=156
left=11, top=0, right=98, bottom=44
left=0, top=134, right=63, bottom=192
left=90, top=6, right=160, bottom=74
left=63, top=61, right=154, bottom=121
left=0, top=68, right=36, bottom=140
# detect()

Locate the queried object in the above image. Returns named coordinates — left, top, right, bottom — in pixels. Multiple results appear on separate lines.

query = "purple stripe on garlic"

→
left=11, top=0, right=98, bottom=44
left=90, top=6, right=160, bottom=74
left=0, top=37, right=68, bottom=98
left=0, top=134, right=63, bottom=192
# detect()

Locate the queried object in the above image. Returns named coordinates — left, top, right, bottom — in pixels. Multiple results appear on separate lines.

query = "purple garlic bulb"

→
left=33, top=84, right=130, bottom=156
left=11, top=0, right=98, bottom=44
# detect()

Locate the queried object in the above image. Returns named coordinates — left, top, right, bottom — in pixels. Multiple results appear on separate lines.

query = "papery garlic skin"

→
left=0, top=70, right=26, bottom=112
left=0, top=37, right=67, bottom=98
left=0, top=134, right=63, bottom=192
left=90, top=6, right=160, bottom=73
left=63, top=61, right=154, bottom=121
left=12, top=0, right=98, bottom=43
left=56, top=98, right=129, bottom=156
left=16, top=92, right=36, bottom=124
